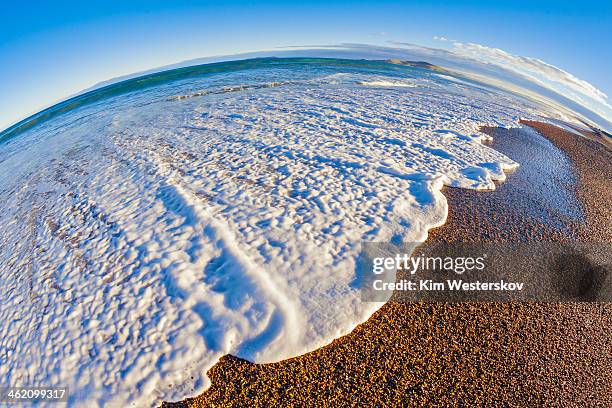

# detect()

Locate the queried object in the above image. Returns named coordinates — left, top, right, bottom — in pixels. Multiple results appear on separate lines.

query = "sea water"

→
left=0, top=58, right=540, bottom=406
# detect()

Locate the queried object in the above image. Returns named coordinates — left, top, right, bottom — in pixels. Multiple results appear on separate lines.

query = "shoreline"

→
left=164, top=121, right=611, bottom=407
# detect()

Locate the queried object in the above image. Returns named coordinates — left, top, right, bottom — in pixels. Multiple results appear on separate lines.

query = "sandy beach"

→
left=163, top=121, right=611, bottom=407
left=2, top=1, right=611, bottom=402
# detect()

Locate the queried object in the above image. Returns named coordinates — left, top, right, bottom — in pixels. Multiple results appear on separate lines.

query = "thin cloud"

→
left=451, top=42, right=611, bottom=117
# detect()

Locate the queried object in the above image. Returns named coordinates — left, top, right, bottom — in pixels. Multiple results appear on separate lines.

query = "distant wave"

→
left=358, top=79, right=418, bottom=87
left=0, top=58, right=543, bottom=406
left=168, top=81, right=290, bottom=101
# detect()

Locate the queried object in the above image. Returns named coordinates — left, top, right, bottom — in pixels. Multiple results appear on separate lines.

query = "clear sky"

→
left=1, top=0, right=610, bottom=131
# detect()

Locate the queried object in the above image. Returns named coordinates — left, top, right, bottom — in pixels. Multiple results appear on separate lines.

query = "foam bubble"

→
left=0, top=60, right=537, bottom=406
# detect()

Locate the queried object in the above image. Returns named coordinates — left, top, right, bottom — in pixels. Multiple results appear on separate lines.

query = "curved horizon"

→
left=1, top=4, right=610, bottom=405
left=2, top=44, right=611, bottom=141
left=1, top=0, right=610, bottom=134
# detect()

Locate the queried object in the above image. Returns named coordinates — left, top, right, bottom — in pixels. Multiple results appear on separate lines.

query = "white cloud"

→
left=298, top=42, right=612, bottom=130
left=451, top=42, right=612, bottom=123
left=4, top=41, right=610, bottom=135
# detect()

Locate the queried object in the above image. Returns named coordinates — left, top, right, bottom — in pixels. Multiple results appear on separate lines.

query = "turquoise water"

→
left=0, top=58, right=444, bottom=144
left=0, top=57, right=539, bottom=406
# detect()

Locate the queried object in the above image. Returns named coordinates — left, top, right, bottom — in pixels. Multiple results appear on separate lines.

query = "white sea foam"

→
left=358, top=78, right=418, bottom=87
left=0, top=60, right=538, bottom=406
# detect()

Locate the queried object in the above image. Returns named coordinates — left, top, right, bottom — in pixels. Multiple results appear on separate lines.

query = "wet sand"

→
left=163, top=121, right=611, bottom=407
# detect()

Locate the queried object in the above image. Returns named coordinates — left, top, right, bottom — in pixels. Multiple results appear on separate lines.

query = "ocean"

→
left=0, top=58, right=541, bottom=406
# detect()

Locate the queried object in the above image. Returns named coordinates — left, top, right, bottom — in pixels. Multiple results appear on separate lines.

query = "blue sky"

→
left=1, top=0, right=610, bottom=131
